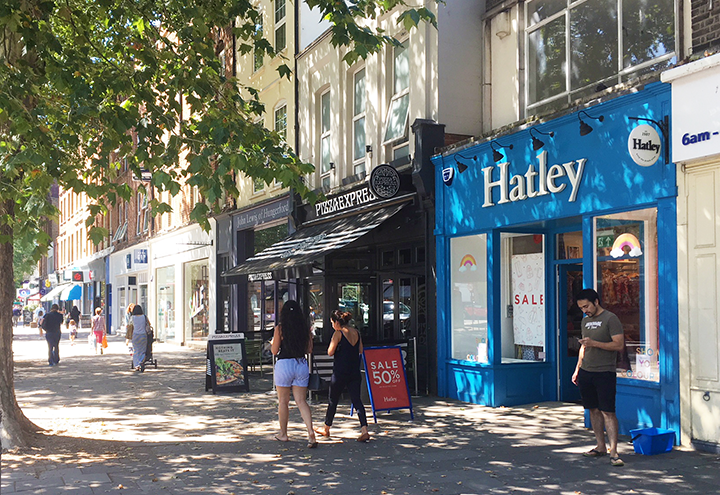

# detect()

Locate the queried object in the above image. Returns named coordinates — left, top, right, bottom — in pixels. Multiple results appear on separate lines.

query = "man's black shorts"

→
left=577, top=368, right=616, bottom=412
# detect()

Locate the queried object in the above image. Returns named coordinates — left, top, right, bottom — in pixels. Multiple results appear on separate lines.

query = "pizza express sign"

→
left=314, top=165, right=401, bottom=218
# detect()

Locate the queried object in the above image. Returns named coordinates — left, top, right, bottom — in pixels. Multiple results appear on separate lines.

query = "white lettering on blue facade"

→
left=481, top=151, right=586, bottom=208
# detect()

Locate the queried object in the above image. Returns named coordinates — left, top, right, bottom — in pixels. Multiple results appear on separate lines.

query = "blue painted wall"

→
left=433, top=83, right=680, bottom=439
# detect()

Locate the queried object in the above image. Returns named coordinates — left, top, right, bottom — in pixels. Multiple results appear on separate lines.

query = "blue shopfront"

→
left=432, top=83, right=680, bottom=438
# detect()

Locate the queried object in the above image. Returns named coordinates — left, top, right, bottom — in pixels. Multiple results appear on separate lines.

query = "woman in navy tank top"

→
left=315, top=310, right=370, bottom=442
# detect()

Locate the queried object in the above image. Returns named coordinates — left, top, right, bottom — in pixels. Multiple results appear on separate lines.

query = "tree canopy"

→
left=0, top=0, right=437, bottom=450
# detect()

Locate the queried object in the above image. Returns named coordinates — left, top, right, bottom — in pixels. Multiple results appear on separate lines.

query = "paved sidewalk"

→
left=2, top=325, right=719, bottom=494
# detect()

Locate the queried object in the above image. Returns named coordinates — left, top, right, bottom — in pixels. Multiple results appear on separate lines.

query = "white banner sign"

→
left=511, top=253, right=545, bottom=347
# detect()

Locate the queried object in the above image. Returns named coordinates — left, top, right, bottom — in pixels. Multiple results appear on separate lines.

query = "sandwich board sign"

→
left=206, top=338, right=249, bottom=394
left=362, top=346, right=414, bottom=422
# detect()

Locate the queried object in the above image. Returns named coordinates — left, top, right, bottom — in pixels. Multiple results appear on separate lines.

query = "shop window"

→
left=557, top=231, right=583, bottom=260
left=249, top=281, right=262, bottom=334
left=254, top=222, right=288, bottom=254
left=450, top=234, right=488, bottom=363
left=501, top=233, right=546, bottom=363
left=184, top=260, right=209, bottom=341
left=595, top=207, right=658, bottom=382
left=308, top=280, right=325, bottom=342
left=525, top=0, right=675, bottom=114
left=398, top=248, right=412, bottom=265
left=382, top=250, right=394, bottom=267
left=336, top=282, right=372, bottom=342
left=416, top=246, right=426, bottom=264
left=156, top=266, right=176, bottom=342
left=331, top=255, right=371, bottom=271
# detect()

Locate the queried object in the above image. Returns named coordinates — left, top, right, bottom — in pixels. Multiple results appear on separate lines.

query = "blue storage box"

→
left=629, top=427, right=675, bottom=455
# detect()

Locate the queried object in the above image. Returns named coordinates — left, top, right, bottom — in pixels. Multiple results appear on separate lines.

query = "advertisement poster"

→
left=363, top=346, right=413, bottom=422
left=207, top=339, right=249, bottom=393
left=511, top=253, right=545, bottom=347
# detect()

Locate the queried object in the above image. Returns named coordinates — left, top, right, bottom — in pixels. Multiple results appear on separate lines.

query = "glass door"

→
left=558, top=263, right=583, bottom=402
left=334, top=281, right=373, bottom=342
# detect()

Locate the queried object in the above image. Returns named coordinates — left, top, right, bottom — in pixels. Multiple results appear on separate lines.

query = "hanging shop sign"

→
left=205, top=338, right=249, bottom=394
left=481, top=151, right=586, bottom=207
left=134, top=249, right=148, bottom=264
left=233, top=197, right=291, bottom=231
left=628, top=124, right=662, bottom=167
left=362, top=346, right=414, bottom=423
left=369, top=164, right=401, bottom=199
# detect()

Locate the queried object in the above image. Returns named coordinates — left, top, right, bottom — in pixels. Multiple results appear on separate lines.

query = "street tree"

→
left=0, top=0, right=437, bottom=449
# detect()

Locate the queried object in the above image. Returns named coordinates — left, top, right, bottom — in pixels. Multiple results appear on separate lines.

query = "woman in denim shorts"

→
left=271, top=300, right=317, bottom=448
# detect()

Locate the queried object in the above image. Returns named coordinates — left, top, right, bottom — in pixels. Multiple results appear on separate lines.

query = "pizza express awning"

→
left=222, top=199, right=411, bottom=281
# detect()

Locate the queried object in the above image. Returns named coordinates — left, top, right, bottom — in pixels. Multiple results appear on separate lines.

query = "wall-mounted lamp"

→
left=454, top=152, right=476, bottom=174
left=529, top=128, right=555, bottom=151
left=329, top=162, right=335, bottom=170
left=490, top=140, right=513, bottom=162
left=578, top=110, right=604, bottom=136
left=365, top=145, right=372, bottom=154
left=629, top=115, right=669, bottom=164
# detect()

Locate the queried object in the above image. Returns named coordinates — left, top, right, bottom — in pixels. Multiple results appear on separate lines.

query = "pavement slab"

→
left=3, top=326, right=720, bottom=494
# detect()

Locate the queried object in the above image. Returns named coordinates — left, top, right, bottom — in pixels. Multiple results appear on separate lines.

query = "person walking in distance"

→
left=69, top=305, right=81, bottom=328
left=127, top=305, right=151, bottom=371
left=572, top=288, right=625, bottom=467
left=271, top=300, right=317, bottom=448
left=41, top=304, right=64, bottom=366
left=91, top=307, right=107, bottom=355
left=316, top=310, right=370, bottom=442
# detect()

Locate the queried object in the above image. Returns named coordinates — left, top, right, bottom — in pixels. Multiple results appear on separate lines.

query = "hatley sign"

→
left=628, top=124, right=662, bottom=167
left=481, top=151, right=586, bottom=207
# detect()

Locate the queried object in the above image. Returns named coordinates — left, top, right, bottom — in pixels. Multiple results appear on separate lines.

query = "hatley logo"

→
left=628, top=124, right=661, bottom=167
left=481, top=151, right=586, bottom=207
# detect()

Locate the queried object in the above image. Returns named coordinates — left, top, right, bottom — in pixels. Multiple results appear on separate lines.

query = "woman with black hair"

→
left=127, top=304, right=151, bottom=372
left=315, top=310, right=370, bottom=442
left=271, top=300, right=317, bottom=448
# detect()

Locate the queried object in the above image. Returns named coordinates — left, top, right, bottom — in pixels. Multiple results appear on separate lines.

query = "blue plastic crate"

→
left=629, top=427, right=675, bottom=455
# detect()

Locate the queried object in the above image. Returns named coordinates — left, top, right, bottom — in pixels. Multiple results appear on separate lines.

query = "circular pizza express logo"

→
left=628, top=124, right=661, bottom=167
left=369, top=164, right=401, bottom=199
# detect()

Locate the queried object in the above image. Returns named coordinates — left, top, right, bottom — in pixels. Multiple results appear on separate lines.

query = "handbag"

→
left=307, top=356, right=327, bottom=391
left=102, top=334, right=108, bottom=348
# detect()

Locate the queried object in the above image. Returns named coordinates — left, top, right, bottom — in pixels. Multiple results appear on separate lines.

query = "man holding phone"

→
left=572, top=288, right=625, bottom=467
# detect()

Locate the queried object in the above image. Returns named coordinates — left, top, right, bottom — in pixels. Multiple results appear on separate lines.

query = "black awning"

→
left=222, top=199, right=410, bottom=281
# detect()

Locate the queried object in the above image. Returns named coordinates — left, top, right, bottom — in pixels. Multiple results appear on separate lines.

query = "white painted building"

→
left=663, top=54, right=720, bottom=452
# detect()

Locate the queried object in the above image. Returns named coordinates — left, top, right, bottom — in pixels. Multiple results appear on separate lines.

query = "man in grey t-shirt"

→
left=572, top=288, right=625, bottom=467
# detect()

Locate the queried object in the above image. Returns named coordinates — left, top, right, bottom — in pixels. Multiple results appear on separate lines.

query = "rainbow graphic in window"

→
left=610, top=233, right=642, bottom=258
left=459, top=254, right=477, bottom=272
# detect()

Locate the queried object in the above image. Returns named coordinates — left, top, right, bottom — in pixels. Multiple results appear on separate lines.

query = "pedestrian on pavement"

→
left=12, top=306, right=21, bottom=326
left=124, top=303, right=136, bottom=351
left=91, top=307, right=107, bottom=355
left=41, top=304, right=64, bottom=366
left=68, top=319, right=78, bottom=345
left=271, top=300, right=317, bottom=448
left=69, top=305, right=81, bottom=328
left=128, top=304, right=151, bottom=371
left=572, top=288, right=625, bottom=467
left=315, top=310, right=370, bottom=442
left=36, top=309, right=44, bottom=336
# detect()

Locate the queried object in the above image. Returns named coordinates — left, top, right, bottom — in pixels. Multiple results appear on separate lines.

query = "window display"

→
left=450, top=234, right=488, bottom=363
left=185, top=260, right=209, bottom=341
left=501, top=233, right=546, bottom=363
left=156, top=266, right=175, bottom=342
left=595, top=208, right=659, bottom=382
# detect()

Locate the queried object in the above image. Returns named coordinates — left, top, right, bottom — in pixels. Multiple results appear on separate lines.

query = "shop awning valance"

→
left=60, top=284, right=82, bottom=301
left=41, top=284, right=71, bottom=302
left=222, top=199, right=411, bottom=281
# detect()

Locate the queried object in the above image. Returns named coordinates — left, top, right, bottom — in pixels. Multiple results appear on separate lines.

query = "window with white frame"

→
left=253, top=16, right=264, bottom=72
left=275, top=104, right=287, bottom=142
left=136, top=192, right=149, bottom=235
left=352, top=68, right=366, bottom=176
left=383, top=40, right=410, bottom=145
left=274, top=0, right=286, bottom=53
left=320, top=90, right=331, bottom=189
left=525, top=0, right=676, bottom=114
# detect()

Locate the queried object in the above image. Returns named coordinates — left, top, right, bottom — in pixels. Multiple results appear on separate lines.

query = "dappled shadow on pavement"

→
left=4, top=334, right=720, bottom=495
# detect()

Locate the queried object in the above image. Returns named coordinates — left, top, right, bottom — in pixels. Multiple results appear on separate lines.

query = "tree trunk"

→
left=0, top=199, right=39, bottom=450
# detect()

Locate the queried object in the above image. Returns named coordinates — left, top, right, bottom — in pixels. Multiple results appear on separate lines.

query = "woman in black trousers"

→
left=316, top=310, right=369, bottom=442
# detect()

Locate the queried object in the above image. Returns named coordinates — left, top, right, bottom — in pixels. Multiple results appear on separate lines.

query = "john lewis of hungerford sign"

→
left=480, top=151, right=586, bottom=207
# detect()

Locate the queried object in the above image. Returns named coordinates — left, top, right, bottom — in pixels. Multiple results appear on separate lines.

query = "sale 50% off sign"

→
left=362, top=346, right=414, bottom=422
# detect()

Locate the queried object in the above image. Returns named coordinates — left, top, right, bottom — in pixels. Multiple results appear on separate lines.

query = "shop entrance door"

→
left=558, top=263, right=583, bottom=402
